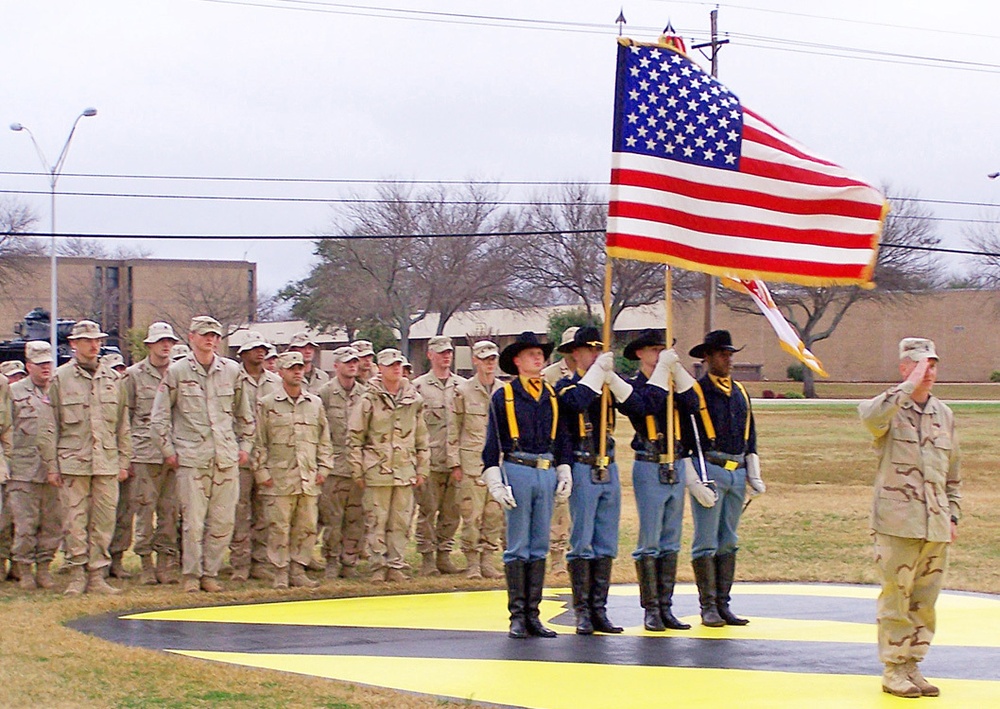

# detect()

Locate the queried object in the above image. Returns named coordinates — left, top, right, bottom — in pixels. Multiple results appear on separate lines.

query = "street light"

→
left=9, top=107, right=98, bottom=358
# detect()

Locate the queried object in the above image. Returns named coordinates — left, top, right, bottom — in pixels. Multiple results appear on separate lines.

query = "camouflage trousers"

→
left=7, top=480, right=63, bottom=564
left=60, top=474, right=120, bottom=571
left=874, top=532, right=949, bottom=665
left=414, top=469, right=460, bottom=554
left=548, top=496, right=571, bottom=555
left=457, top=474, right=503, bottom=555
left=177, top=463, right=239, bottom=579
left=263, top=493, right=318, bottom=570
left=0, top=484, right=12, bottom=560
left=132, top=463, right=180, bottom=558
left=318, top=474, right=364, bottom=566
left=230, top=466, right=268, bottom=570
left=364, top=485, right=414, bottom=571
left=110, top=474, right=136, bottom=556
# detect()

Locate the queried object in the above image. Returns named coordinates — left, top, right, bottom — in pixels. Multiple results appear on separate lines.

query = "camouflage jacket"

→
left=238, top=365, right=282, bottom=469
left=125, top=357, right=170, bottom=464
left=858, top=385, right=961, bottom=543
left=39, top=360, right=131, bottom=477
left=252, top=388, right=333, bottom=496
left=412, top=371, right=465, bottom=472
left=447, top=375, right=502, bottom=474
left=347, top=375, right=429, bottom=486
left=150, top=354, right=254, bottom=470
left=0, top=374, right=9, bottom=481
left=8, top=378, right=51, bottom=483
left=317, top=376, right=366, bottom=478
left=303, top=366, right=330, bottom=395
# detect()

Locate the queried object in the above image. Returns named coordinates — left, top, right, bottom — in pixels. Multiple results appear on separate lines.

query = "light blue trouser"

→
left=631, top=458, right=686, bottom=559
left=690, top=460, right=747, bottom=559
left=567, top=461, right=621, bottom=560
left=502, top=461, right=556, bottom=564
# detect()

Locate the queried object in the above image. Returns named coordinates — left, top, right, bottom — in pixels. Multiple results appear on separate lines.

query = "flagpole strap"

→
left=597, top=258, right=613, bottom=474
left=665, top=267, right=675, bottom=468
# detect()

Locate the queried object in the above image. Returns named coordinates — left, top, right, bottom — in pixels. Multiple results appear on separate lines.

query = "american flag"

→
left=606, top=38, right=888, bottom=286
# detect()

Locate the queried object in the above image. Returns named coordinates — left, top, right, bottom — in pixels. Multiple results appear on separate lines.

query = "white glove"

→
left=746, top=453, right=765, bottom=498
left=483, top=466, right=516, bottom=510
left=605, top=370, right=633, bottom=402
left=670, top=359, right=696, bottom=393
left=684, top=461, right=717, bottom=508
left=555, top=464, right=573, bottom=501
left=579, top=358, right=607, bottom=393
left=595, top=351, right=615, bottom=372
left=647, top=348, right=677, bottom=391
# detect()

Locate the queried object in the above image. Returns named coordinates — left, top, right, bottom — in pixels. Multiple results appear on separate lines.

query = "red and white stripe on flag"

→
left=606, top=38, right=888, bottom=287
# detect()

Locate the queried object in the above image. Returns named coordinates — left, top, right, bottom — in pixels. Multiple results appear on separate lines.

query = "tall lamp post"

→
left=10, top=107, right=98, bottom=358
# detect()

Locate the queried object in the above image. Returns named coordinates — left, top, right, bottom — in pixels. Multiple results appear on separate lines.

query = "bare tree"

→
left=721, top=187, right=943, bottom=397
left=963, top=207, right=1000, bottom=289
left=58, top=236, right=152, bottom=259
left=162, top=278, right=254, bottom=338
left=256, top=288, right=291, bottom=322
left=0, top=199, right=44, bottom=297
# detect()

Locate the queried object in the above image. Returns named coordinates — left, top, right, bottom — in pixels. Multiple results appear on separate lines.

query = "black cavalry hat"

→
left=688, top=329, right=744, bottom=359
left=560, top=326, right=603, bottom=353
left=623, top=329, right=667, bottom=361
left=499, top=331, right=555, bottom=375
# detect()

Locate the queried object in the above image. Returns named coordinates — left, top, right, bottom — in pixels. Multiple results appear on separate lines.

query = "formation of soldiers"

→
left=0, top=319, right=764, bottom=641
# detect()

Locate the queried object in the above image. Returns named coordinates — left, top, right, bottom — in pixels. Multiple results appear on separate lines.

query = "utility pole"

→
left=691, top=9, right=729, bottom=334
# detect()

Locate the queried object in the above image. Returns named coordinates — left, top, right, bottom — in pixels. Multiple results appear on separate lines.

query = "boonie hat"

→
left=472, top=340, right=499, bottom=359
left=332, top=346, right=361, bottom=364
left=189, top=316, right=223, bottom=336
left=376, top=348, right=406, bottom=366
left=144, top=321, right=178, bottom=344
left=899, top=337, right=938, bottom=362
left=25, top=340, right=54, bottom=365
left=68, top=320, right=108, bottom=340
left=555, top=327, right=580, bottom=354
left=277, top=351, right=305, bottom=369
left=288, top=331, right=319, bottom=348
left=428, top=335, right=454, bottom=353
left=170, top=343, right=191, bottom=361
left=1, top=360, right=27, bottom=376
left=264, top=344, right=278, bottom=360
left=101, top=353, right=126, bottom=370
left=238, top=331, right=269, bottom=354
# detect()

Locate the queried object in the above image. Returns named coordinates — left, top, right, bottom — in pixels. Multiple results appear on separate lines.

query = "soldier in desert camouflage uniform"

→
left=150, top=316, right=254, bottom=593
left=287, top=332, right=329, bottom=394
left=317, top=346, right=367, bottom=580
left=859, top=338, right=961, bottom=699
left=39, top=320, right=131, bottom=595
left=101, top=351, right=134, bottom=579
left=263, top=344, right=278, bottom=373
left=0, top=369, right=12, bottom=580
left=1, top=360, right=27, bottom=382
left=254, top=352, right=332, bottom=589
left=348, top=348, right=429, bottom=582
left=7, top=341, right=62, bottom=590
left=351, top=340, right=375, bottom=385
left=447, top=340, right=504, bottom=579
left=230, top=331, right=282, bottom=582
left=124, top=322, right=181, bottom=585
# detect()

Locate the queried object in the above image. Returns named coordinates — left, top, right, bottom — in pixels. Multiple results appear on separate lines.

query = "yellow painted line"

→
left=125, top=584, right=1000, bottom=647
left=168, top=651, right=1000, bottom=709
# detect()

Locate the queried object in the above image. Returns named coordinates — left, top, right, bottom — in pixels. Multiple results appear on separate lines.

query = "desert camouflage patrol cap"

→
left=1, top=360, right=27, bottom=376
left=472, top=340, right=499, bottom=359
left=68, top=320, right=108, bottom=340
left=170, top=343, right=191, bottom=361
left=332, top=346, right=361, bottom=364
left=101, top=353, right=126, bottom=370
left=238, top=330, right=269, bottom=354
left=277, top=351, right=305, bottom=369
left=264, top=343, right=278, bottom=360
left=899, top=337, right=939, bottom=362
left=25, top=340, right=54, bottom=365
left=376, top=348, right=406, bottom=366
left=428, top=335, right=454, bottom=353
left=288, top=331, right=319, bottom=348
left=189, top=316, right=223, bottom=336
left=144, top=321, right=179, bottom=344
left=350, top=339, right=375, bottom=357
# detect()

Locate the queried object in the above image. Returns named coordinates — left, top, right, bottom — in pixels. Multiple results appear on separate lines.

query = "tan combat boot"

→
left=200, top=576, right=223, bottom=593
left=480, top=552, right=503, bottom=579
left=905, top=659, right=941, bottom=697
left=250, top=562, right=275, bottom=581
left=273, top=566, right=290, bottom=589
left=385, top=568, right=407, bottom=583
left=290, top=562, right=319, bottom=588
left=160, top=555, right=181, bottom=584
left=17, top=563, right=37, bottom=590
left=436, top=551, right=461, bottom=575
left=139, top=555, right=158, bottom=585
left=64, top=566, right=87, bottom=596
left=339, top=564, right=359, bottom=579
left=324, top=560, right=341, bottom=582
left=305, top=556, right=326, bottom=573
left=87, top=569, right=123, bottom=595
left=182, top=574, right=201, bottom=593
left=35, top=561, right=55, bottom=589
left=109, top=553, right=131, bottom=579
left=419, top=553, right=440, bottom=577
left=465, top=552, right=483, bottom=579
left=229, top=566, right=250, bottom=582
left=549, top=550, right=568, bottom=577
left=882, top=662, right=921, bottom=698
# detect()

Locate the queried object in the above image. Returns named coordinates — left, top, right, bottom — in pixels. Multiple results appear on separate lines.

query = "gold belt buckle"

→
left=658, top=454, right=670, bottom=465
left=724, top=460, right=739, bottom=471
left=536, top=458, right=551, bottom=470
left=596, top=456, right=611, bottom=468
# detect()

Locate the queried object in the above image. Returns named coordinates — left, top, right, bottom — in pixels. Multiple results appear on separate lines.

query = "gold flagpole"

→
left=597, top=258, right=613, bottom=474
left=665, top=266, right=675, bottom=469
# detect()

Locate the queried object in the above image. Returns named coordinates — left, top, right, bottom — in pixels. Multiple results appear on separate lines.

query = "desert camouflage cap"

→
left=238, top=330, right=269, bottom=353
left=332, top=345, right=361, bottom=364
left=170, top=343, right=191, bottom=361
left=402, top=356, right=412, bottom=369
left=472, top=340, right=499, bottom=359
left=144, top=321, right=179, bottom=344
left=189, top=316, right=223, bottom=336
left=277, top=351, right=305, bottom=369
left=428, top=335, right=454, bottom=353
left=1, top=360, right=26, bottom=376
left=24, top=340, right=54, bottom=365
left=555, top=326, right=580, bottom=354
left=68, top=319, right=108, bottom=340
left=376, top=348, right=406, bottom=366
left=350, top=339, right=375, bottom=357
left=100, top=353, right=126, bottom=370
left=288, top=331, right=319, bottom=348
left=899, top=337, right=939, bottom=362
left=264, top=343, right=278, bottom=359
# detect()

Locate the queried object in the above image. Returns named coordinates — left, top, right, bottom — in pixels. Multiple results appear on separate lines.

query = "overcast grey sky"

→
left=4, top=0, right=999, bottom=294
